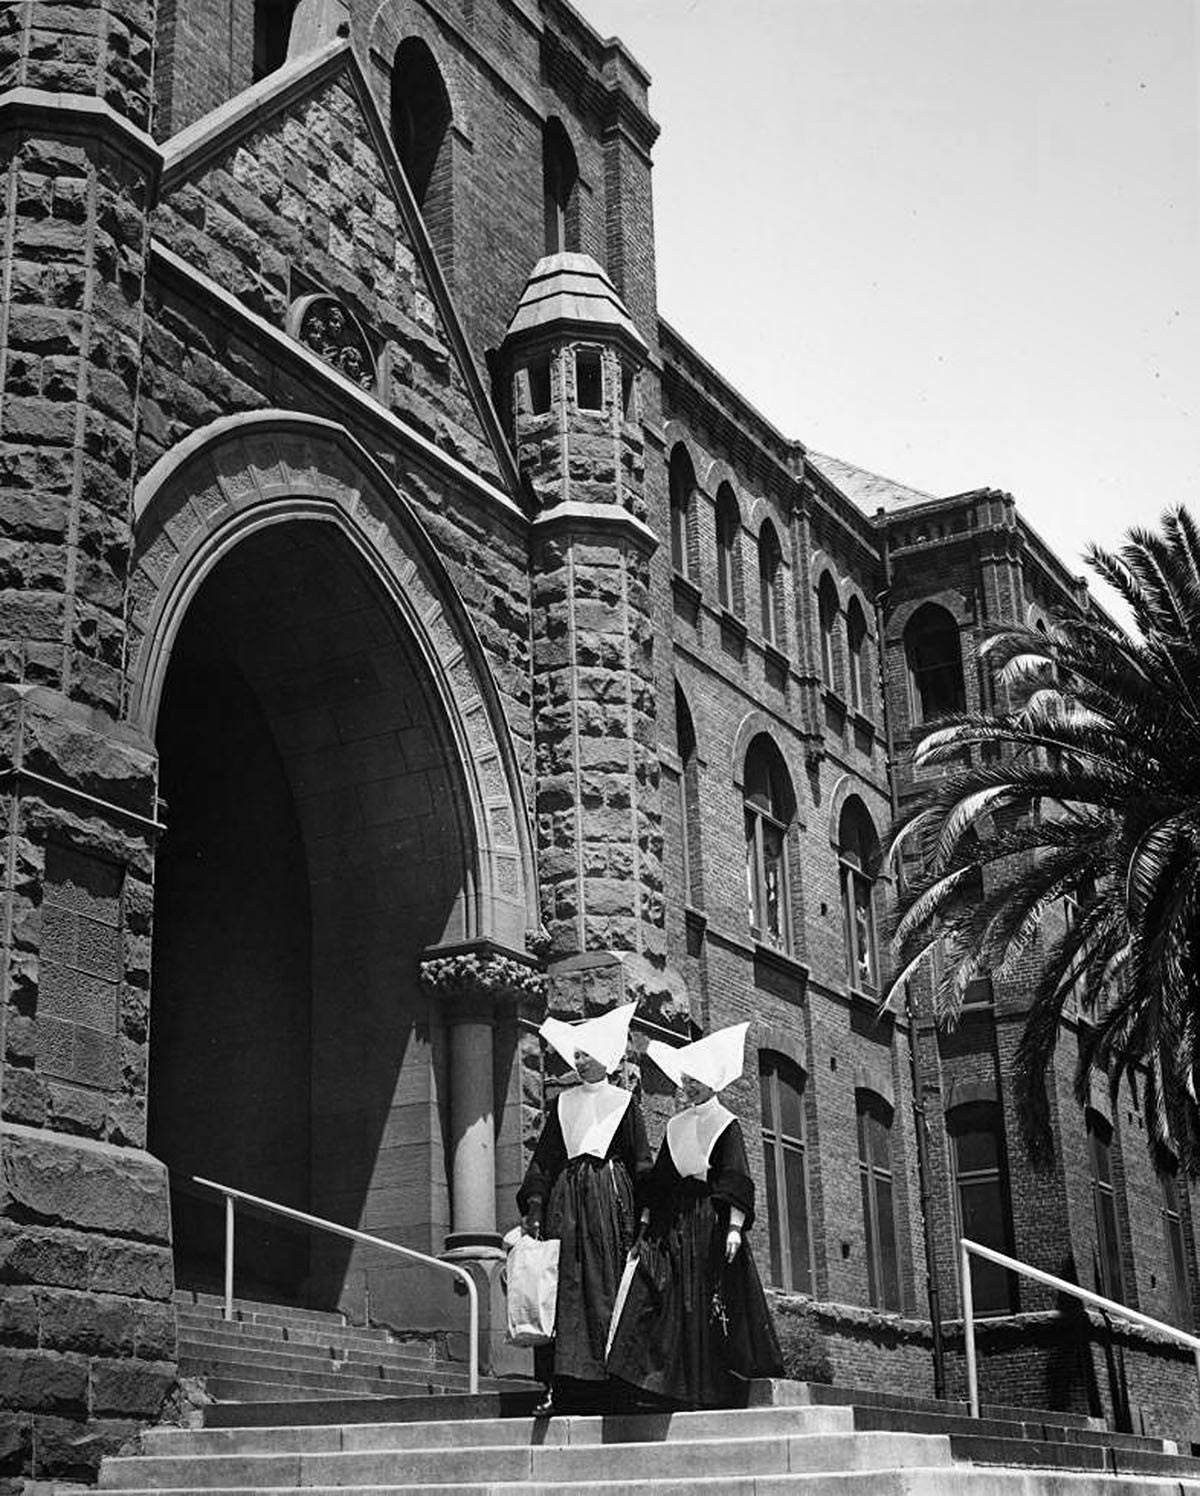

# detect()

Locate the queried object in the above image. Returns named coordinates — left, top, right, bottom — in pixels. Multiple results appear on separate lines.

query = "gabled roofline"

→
left=158, top=39, right=525, bottom=503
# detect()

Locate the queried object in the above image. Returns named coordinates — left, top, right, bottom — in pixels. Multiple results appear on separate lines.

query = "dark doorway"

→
left=149, top=520, right=473, bottom=1318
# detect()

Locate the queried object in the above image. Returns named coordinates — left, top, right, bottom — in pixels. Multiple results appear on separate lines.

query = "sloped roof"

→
left=504, top=253, right=647, bottom=353
left=808, top=451, right=941, bottom=514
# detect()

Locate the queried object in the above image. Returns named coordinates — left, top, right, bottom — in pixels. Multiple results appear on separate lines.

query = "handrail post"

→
left=223, top=1193, right=235, bottom=1322
left=467, top=1272, right=479, bottom=1396
left=960, top=1237, right=979, bottom=1417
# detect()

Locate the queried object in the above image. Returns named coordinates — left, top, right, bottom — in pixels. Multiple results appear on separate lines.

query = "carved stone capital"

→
left=419, top=940, right=546, bottom=1019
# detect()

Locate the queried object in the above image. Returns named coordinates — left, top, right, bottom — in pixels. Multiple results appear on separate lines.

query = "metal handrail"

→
left=188, top=1174, right=478, bottom=1394
left=959, top=1236, right=1200, bottom=1417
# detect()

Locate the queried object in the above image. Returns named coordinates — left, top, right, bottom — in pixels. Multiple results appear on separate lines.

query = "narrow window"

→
left=1087, top=1111, right=1125, bottom=1302
left=758, top=521, right=782, bottom=647
left=676, top=686, right=702, bottom=908
left=839, top=799, right=880, bottom=994
left=527, top=357, right=552, bottom=415
left=575, top=349, right=603, bottom=410
left=858, top=1092, right=901, bottom=1310
left=1160, top=1157, right=1191, bottom=1325
left=818, top=573, right=839, bottom=690
left=904, top=603, right=966, bottom=724
left=846, top=597, right=868, bottom=714
left=760, top=1052, right=813, bottom=1293
left=744, top=735, right=794, bottom=953
left=715, top=484, right=741, bottom=614
left=621, top=363, right=637, bottom=420
left=668, top=445, right=696, bottom=580
left=391, top=38, right=453, bottom=269
left=253, top=0, right=296, bottom=80
left=542, top=118, right=579, bottom=256
left=949, top=1102, right=1015, bottom=1315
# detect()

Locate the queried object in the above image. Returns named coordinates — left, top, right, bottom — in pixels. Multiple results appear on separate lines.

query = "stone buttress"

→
left=0, top=0, right=175, bottom=1483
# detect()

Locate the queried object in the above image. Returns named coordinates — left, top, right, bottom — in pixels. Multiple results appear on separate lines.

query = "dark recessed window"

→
left=839, top=799, right=880, bottom=994
left=1087, top=1110, right=1125, bottom=1302
left=744, top=735, right=794, bottom=952
left=253, top=0, right=297, bottom=81
left=905, top=603, right=966, bottom=724
left=760, top=1052, right=813, bottom=1293
left=950, top=1102, right=1015, bottom=1315
left=542, top=118, right=579, bottom=256
left=528, top=357, right=552, bottom=415
left=858, top=1092, right=901, bottom=1311
left=575, top=349, right=603, bottom=410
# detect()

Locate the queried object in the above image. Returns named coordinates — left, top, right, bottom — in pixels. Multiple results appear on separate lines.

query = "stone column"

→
left=419, top=942, right=545, bottom=1373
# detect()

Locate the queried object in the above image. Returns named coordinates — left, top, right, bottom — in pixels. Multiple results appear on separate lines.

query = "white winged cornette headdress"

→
left=645, top=1021, right=748, bottom=1093
left=539, top=1001, right=637, bottom=1074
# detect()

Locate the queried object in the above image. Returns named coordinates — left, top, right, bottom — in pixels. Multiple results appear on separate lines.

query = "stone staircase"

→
left=174, top=1291, right=526, bottom=1404
left=97, top=1367, right=1200, bottom=1494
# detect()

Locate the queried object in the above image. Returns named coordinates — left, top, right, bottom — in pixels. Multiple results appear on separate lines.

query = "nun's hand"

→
left=725, top=1227, right=742, bottom=1262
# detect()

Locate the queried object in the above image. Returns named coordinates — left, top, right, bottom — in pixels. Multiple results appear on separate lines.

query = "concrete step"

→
left=176, top=1291, right=351, bottom=1329
left=144, top=1404, right=857, bottom=1457
left=176, top=1311, right=433, bottom=1359
left=91, top=1471, right=1200, bottom=1496
left=178, top=1335, right=468, bottom=1384
left=100, top=1429, right=954, bottom=1489
left=851, top=1403, right=1177, bottom=1457
left=766, top=1378, right=1105, bottom=1432
left=202, top=1389, right=543, bottom=1427
left=184, top=1361, right=472, bottom=1399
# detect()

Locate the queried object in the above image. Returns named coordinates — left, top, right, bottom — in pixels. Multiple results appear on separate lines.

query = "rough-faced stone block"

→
left=88, top=1357, right=173, bottom=1417
left=0, top=1124, right=170, bottom=1244
left=36, top=1290, right=137, bottom=1357
left=0, top=1350, right=87, bottom=1413
left=0, top=1223, right=88, bottom=1289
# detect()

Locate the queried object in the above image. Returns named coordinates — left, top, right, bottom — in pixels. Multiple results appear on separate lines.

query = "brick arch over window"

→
left=127, top=411, right=537, bottom=951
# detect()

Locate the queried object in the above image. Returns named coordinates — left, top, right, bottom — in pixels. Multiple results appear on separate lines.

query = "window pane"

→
left=1166, top=1212, right=1189, bottom=1324
left=759, top=1062, right=777, bottom=1131
left=778, top=1068, right=804, bottom=1141
left=853, top=874, right=876, bottom=988
left=671, top=500, right=686, bottom=572
left=783, top=1143, right=812, bottom=1294
left=1097, top=1191, right=1123, bottom=1301
left=763, top=1139, right=782, bottom=1286
left=762, top=821, right=785, bottom=946
left=959, top=1178, right=1010, bottom=1313
left=861, top=1168, right=878, bottom=1305
left=745, top=812, right=758, bottom=930
left=1089, top=1128, right=1113, bottom=1187
left=955, top=1127, right=1000, bottom=1176
left=875, top=1175, right=901, bottom=1311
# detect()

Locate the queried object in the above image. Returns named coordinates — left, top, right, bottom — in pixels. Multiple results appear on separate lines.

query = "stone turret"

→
left=502, top=254, right=664, bottom=1002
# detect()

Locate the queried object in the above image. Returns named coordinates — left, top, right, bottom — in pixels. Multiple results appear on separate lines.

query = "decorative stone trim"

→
left=419, top=945, right=546, bottom=1006
left=289, top=294, right=377, bottom=390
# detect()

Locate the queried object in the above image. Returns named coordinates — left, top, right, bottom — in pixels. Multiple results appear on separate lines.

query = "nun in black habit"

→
left=517, top=1001, right=650, bottom=1415
left=606, top=1021, right=783, bottom=1409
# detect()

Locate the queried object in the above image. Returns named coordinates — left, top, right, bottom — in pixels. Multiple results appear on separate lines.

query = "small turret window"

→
left=528, top=357, right=552, bottom=415
left=575, top=349, right=603, bottom=410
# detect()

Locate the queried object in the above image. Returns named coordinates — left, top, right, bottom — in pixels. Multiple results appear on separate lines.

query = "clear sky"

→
left=573, top=0, right=1200, bottom=601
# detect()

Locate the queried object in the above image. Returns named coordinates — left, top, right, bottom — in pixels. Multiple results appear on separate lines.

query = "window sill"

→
left=753, top=941, right=810, bottom=986
left=671, top=571, right=701, bottom=605
left=822, top=686, right=848, bottom=717
left=850, top=709, right=877, bottom=740
left=684, top=905, right=708, bottom=930
left=763, top=640, right=790, bottom=677
left=719, top=607, right=748, bottom=641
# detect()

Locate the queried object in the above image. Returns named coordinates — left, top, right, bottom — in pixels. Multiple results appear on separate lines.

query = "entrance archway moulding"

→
left=128, top=410, right=538, bottom=953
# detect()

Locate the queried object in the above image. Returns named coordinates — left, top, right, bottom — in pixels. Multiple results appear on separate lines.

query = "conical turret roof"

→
left=504, top=253, right=647, bottom=355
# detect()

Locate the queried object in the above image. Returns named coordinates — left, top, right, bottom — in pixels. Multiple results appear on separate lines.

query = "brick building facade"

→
left=1, top=0, right=1197, bottom=1482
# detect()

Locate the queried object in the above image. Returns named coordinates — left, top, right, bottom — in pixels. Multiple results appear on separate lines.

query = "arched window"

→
left=949, top=1101, right=1014, bottom=1315
left=904, top=603, right=965, bottom=724
left=542, top=118, right=579, bottom=256
left=715, top=483, right=741, bottom=614
left=839, top=799, right=880, bottom=993
left=1087, top=1110, right=1125, bottom=1302
left=744, top=735, right=794, bottom=951
left=857, top=1091, right=901, bottom=1310
left=846, top=597, right=869, bottom=714
left=759, top=1052, right=813, bottom=1293
left=1159, top=1153, right=1191, bottom=1325
left=391, top=39, right=453, bottom=256
left=668, top=445, right=695, bottom=580
left=758, top=521, right=783, bottom=647
left=817, top=573, right=839, bottom=690
left=253, top=0, right=297, bottom=80
left=676, top=685, right=702, bottom=908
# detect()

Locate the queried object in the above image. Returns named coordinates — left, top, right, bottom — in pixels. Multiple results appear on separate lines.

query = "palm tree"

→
left=886, top=506, right=1200, bottom=1162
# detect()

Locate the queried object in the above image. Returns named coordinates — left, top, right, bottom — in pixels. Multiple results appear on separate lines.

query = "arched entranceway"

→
left=149, top=518, right=471, bottom=1305
left=130, top=414, right=537, bottom=1325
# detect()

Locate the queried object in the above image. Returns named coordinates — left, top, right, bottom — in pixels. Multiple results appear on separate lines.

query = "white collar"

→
left=558, top=1080, right=632, bottom=1160
left=666, top=1098, right=735, bottom=1180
